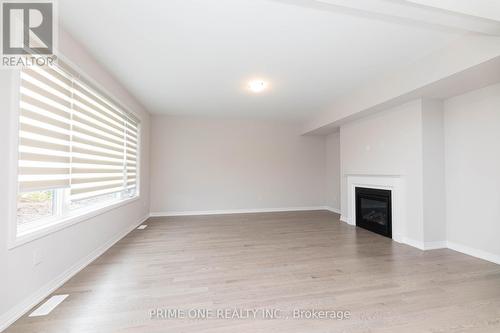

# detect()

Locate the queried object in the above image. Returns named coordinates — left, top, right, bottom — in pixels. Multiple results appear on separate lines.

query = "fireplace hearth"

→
left=355, top=187, right=392, bottom=238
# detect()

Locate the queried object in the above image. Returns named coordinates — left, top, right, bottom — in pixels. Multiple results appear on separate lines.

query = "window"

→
left=17, top=190, right=55, bottom=225
left=16, top=62, right=140, bottom=236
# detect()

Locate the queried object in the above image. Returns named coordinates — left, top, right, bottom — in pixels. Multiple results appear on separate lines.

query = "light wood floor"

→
left=6, top=211, right=500, bottom=332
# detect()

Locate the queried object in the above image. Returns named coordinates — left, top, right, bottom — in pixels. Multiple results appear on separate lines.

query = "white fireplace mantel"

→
left=343, top=174, right=406, bottom=244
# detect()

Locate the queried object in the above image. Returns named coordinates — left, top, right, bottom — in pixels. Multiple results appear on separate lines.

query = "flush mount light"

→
left=248, top=80, right=268, bottom=93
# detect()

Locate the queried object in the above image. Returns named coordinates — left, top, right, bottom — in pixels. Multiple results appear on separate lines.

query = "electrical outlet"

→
left=33, top=250, right=43, bottom=266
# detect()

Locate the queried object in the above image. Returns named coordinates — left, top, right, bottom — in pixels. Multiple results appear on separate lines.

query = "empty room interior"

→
left=1, top=0, right=500, bottom=332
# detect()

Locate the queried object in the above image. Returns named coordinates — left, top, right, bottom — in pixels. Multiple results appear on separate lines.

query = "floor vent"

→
left=29, top=295, right=69, bottom=317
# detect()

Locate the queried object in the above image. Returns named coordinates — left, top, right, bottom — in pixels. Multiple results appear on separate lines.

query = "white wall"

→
left=444, top=83, right=500, bottom=260
left=325, top=132, right=341, bottom=211
left=422, top=99, right=446, bottom=244
left=150, top=115, right=326, bottom=214
left=340, top=100, right=425, bottom=243
left=0, top=29, right=151, bottom=329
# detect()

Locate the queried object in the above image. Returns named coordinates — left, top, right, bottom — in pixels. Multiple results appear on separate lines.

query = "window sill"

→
left=8, top=196, right=140, bottom=250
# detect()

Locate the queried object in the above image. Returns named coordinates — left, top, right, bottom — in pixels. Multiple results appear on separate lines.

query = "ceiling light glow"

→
left=248, top=80, right=268, bottom=93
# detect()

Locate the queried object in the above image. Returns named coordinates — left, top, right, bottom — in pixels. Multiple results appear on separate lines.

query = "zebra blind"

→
left=125, top=115, right=139, bottom=193
left=18, top=62, right=140, bottom=201
left=18, top=66, right=72, bottom=192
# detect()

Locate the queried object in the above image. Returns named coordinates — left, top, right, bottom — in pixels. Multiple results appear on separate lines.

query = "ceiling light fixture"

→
left=248, top=80, right=268, bottom=93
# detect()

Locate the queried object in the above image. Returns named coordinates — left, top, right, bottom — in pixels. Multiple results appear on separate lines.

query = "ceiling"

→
left=407, top=0, right=500, bottom=21
left=59, top=0, right=467, bottom=119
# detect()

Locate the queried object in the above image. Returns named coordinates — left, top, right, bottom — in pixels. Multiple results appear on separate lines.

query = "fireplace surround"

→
left=344, top=174, right=405, bottom=244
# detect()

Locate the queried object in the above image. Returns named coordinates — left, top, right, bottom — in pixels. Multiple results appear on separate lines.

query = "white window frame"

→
left=7, top=55, right=142, bottom=250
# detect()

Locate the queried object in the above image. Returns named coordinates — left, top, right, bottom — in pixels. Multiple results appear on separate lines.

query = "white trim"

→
left=401, top=238, right=447, bottom=251
left=0, top=214, right=149, bottom=332
left=324, top=206, right=341, bottom=214
left=447, top=241, right=500, bottom=265
left=340, top=215, right=350, bottom=224
left=422, top=241, right=447, bottom=250
left=401, top=237, right=425, bottom=250
left=150, top=206, right=331, bottom=217
left=7, top=69, right=21, bottom=252
left=9, top=196, right=140, bottom=249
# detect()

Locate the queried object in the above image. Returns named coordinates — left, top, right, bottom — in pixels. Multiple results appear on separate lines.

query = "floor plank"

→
left=6, top=211, right=500, bottom=332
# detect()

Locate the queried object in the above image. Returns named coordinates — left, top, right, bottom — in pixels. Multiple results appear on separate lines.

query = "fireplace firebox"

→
left=355, top=187, right=392, bottom=238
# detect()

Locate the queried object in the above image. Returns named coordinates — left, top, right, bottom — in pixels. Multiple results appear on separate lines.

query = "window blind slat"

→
left=70, top=186, right=125, bottom=201
left=72, top=123, right=124, bottom=147
left=72, top=168, right=123, bottom=174
left=74, top=104, right=125, bottom=133
left=20, top=138, right=69, bottom=153
left=21, top=94, right=70, bottom=120
left=20, top=123, right=70, bottom=142
left=21, top=108, right=70, bottom=130
left=21, top=78, right=71, bottom=109
left=73, top=113, right=124, bottom=142
left=72, top=176, right=123, bottom=185
left=71, top=182, right=124, bottom=195
left=19, top=152, right=70, bottom=163
left=73, top=135, right=124, bottom=154
left=19, top=167, right=69, bottom=175
left=19, top=179, right=69, bottom=192
left=72, top=156, right=124, bottom=167
left=73, top=82, right=125, bottom=122
left=23, top=68, right=72, bottom=97
left=72, top=146, right=123, bottom=160
left=38, top=66, right=72, bottom=88
left=126, top=129, right=138, bottom=139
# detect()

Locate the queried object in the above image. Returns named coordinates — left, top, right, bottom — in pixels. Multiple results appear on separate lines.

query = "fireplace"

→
left=355, top=187, right=392, bottom=238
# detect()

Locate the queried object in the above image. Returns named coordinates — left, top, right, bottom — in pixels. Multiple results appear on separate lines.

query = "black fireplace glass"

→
left=355, top=187, right=392, bottom=238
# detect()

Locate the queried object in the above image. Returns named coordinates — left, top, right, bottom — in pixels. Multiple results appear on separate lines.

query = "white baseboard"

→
left=324, top=206, right=341, bottom=214
left=150, top=206, right=332, bottom=217
left=340, top=215, right=350, bottom=224
left=447, top=241, right=500, bottom=265
left=401, top=237, right=425, bottom=250
left=400, top=239, right=500, bottom=264
left=401, top=238, right=447, bottom=251
left=423, top=241, right=448, bottom=250
left=402, top=238, right=500, bottom=264
left=0, top=214, right=150, bottom=332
